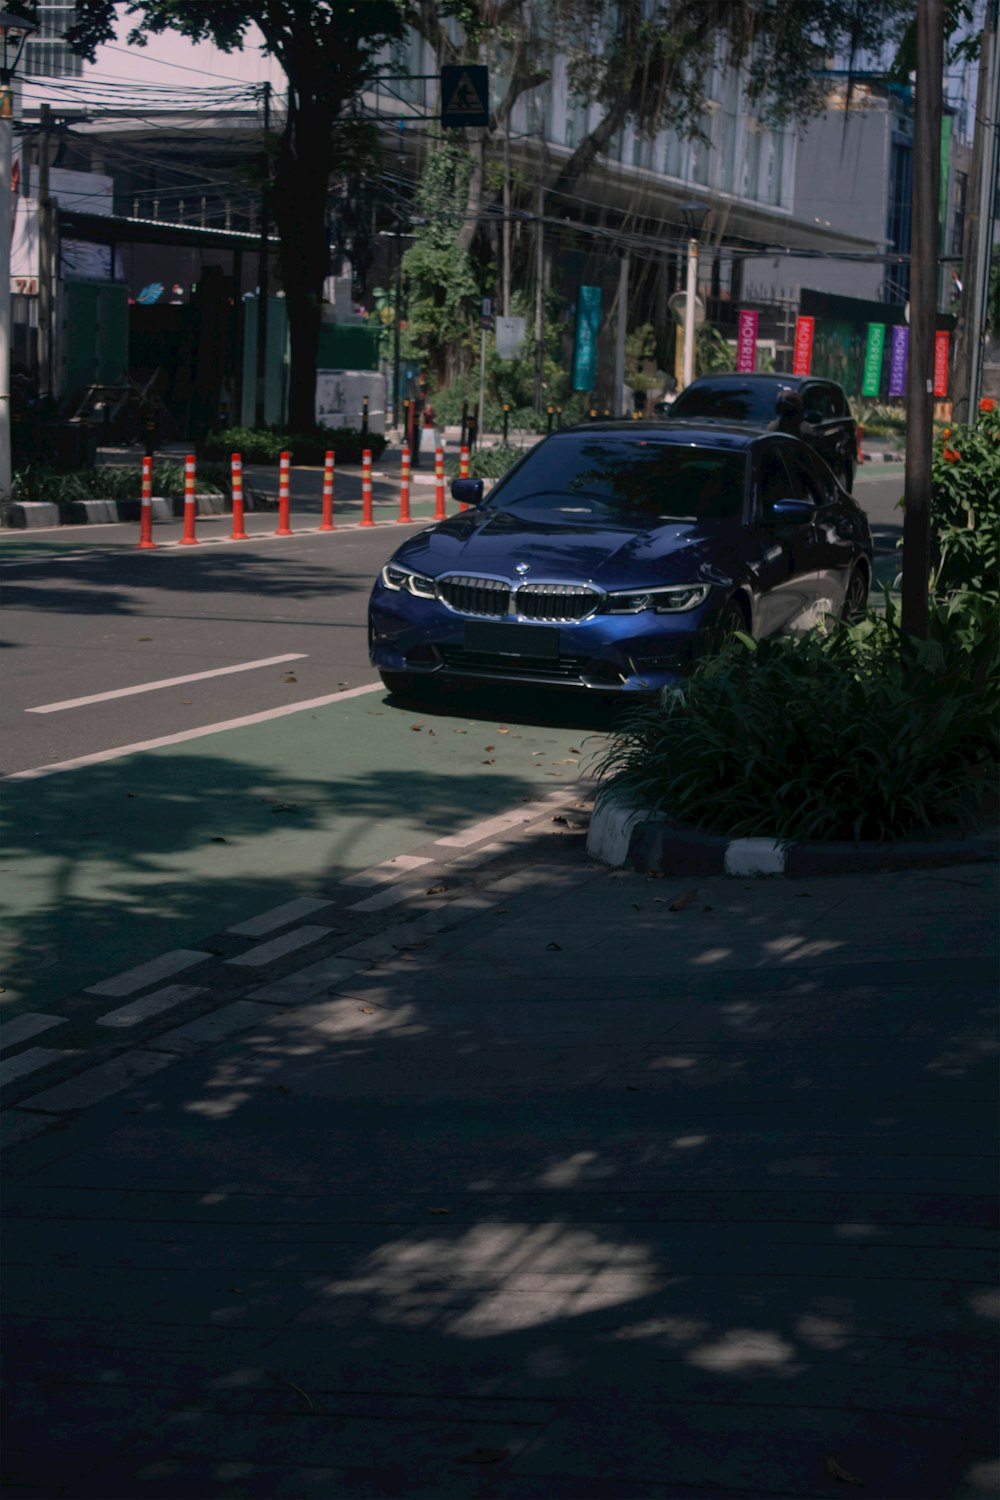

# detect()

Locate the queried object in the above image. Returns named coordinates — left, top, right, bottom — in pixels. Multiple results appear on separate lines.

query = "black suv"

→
left=666, top=373, right=858, bottom=492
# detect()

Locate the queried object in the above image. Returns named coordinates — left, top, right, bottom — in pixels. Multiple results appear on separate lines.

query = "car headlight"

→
left=604, top=583, right=710, bottom=614
left=380, top=562, right=438, bottom=599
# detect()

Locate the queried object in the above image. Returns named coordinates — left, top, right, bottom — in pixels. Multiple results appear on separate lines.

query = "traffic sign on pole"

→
left=441, top=65, right=489, bottom=128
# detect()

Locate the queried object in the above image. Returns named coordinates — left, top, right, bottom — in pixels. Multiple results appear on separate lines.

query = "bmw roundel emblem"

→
left=515, top=562, right=530, bottom=576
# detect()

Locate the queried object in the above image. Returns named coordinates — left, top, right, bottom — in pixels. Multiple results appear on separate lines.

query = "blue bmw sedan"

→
left=368, top=421, right=872, bottom=697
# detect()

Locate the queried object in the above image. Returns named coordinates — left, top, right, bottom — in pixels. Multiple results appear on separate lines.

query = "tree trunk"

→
left=270, top=95, right=336, bottom=432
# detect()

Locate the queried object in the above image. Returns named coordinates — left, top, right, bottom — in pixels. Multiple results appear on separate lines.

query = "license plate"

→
left=464, top=622, right=559, bottom=658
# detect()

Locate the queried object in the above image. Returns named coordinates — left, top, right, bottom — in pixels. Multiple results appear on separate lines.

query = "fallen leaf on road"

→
left=546, top=942, right=562, bottom=951
left=551, top=758, right=578, bottom=765
left=126, top=792, right=138, bottom=798
left=497, top=726, right=510, bottom=734
left=482, top=758, right=495, bottom=765
left=426, top=885, right=448, bottom=895
left=484, top=744, right=495, bottom=751
left=668, top=889, right=699, bottom=911
left=358, top=1006, right=375, bottom=1014
left=410, top=724, right=424, bottom=731
left=138, top=636, right=152, bottom=641
left=825, top=1457, right=864, bottom=1487
left=211, top=837, right=228, bottom=844
left=270, top=803, right=301, bottom=814
left=284, top=675, right=298, bottom=683
left=552, top=815, right=569, bottom=825
left=429, top=1207, right=450, bottom=1215
left=702, top=905, right=715, bottom=912
left=460, top=1449, right=508, bottom=1465
left=455, top=729, right=468, bottom=734
left=569, top=746, right=580, bottom=754
left=626, top=1085, right=640, bottom=1092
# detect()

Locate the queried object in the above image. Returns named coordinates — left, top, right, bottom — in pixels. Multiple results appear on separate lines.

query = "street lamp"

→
left=679, top=200, right=709, bottom=390
left=0, top=7, right=36, bottom=505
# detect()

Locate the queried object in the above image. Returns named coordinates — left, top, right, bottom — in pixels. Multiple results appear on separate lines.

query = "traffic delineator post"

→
left=434, top=446, right=446, bottom=520
left=361, top=448, right=374, bottom=526
left=856, top=425, right=865, bottom=465
left=459, top=445, right=469, bottom=478
left=230, top=453, right=248, bottom=539
left=179, top=454, right=198, bottom=544
left=319, top=451, right=335, bottom=531
left=275, top=451, right=292, bottom=535
left=398, top=444, right=412, bottom=523
left=137, top=454, right=156, bottom=549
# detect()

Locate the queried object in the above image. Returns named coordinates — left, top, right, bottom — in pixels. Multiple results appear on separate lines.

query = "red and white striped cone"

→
left=459, top=445, right=470, bottom=478
left=398, top=444, right=412, bottom=523
left=275, top=451, right=292, bottom=535
left=361, top=449, right=374, bottom=526
left=179, top=453, right=198, bottom=544
left=434, top=446, right=446, bottom=520
left=137, top=454, right=156, bottom=549
left=230, top=453, right=248, bottom=540
left=319, top=451, right=335, bottom=531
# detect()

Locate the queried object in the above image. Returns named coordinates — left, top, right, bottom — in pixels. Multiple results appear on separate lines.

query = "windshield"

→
left=491, top=436, right=746, bottom=521
left=669, top=382, right=781, bottom=425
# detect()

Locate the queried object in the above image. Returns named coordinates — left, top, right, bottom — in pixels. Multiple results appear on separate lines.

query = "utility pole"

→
left=502, top=112, right=511, bottom=317
left=952, top=0, right=999, bottom=421
left=393, top=120, right=404, bottom=430
left=254, top=80, right=271, bottom=428
left=533, top=184, right=544, bottom=409
left=38, top=101, right=53, bottom=399
left=901, top=0, right=944, bottom=640
left=614, top=250, right=629, bottom=417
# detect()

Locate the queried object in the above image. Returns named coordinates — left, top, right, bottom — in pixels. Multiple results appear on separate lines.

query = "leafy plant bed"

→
left=594, top=598, right=999, bottom=845
left=199, top=425, right=386, bottom=466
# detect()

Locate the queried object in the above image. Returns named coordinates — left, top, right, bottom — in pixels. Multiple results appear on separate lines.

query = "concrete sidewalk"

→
left=2, top=812, right=997, bottom=1499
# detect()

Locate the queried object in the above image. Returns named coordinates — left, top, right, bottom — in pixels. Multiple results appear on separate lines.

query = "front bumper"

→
left=368, top=580, right=721, bottom=693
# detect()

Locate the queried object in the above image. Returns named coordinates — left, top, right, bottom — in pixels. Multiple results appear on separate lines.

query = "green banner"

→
left=862, top=323, right=886, bottom=398
left=572, top=286, right=602, bottom=392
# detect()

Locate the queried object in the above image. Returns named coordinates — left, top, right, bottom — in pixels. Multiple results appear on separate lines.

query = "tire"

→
left=713, top=598, right=749, bottom=650
left=841, top=566, right=869, bottom=623
left=379, top=669, right=417, bottom=697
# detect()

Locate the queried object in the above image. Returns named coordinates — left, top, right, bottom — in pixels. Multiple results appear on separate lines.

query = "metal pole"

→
left=0, top=88, right=12, bottom=502
left=952, top=0, right=998, bottom=421
left=38, top=102, right=52, bottom=399
left=533, top=184, right=544, bottom=410
left=254, top=81, right=271, bottom=429
left=901, top=0, right=944, bottom=640
left=477, top=324, right=487, bottom=442
left=502, top=114, right=511, bottom=318
left=682, top=236, right=698, bottom=389
left=614, top=251, right=629, bottom=416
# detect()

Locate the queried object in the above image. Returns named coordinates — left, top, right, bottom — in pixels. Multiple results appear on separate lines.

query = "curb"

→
left=5, top=490, right=267, bottom=531
left=587, top=797, right=999, bottom=877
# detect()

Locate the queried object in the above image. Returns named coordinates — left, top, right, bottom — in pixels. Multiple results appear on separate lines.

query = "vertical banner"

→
left=933, top=330, right=950, bottom=397
left=861, top=323, right=886, bottom=397
left=572, top=286, right=602, bottom=391
left=736, top=310, right=758, bottom=372
left=792, top=315, right=815, bottom=375
left=888, top=325, right=909, bottom=398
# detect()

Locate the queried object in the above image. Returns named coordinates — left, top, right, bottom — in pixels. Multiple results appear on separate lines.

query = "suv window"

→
left=782, top=444, right=837, bottom=506
left=802, top=384, right=837, bottom=423
left=669, top=381, right=781, bottom=425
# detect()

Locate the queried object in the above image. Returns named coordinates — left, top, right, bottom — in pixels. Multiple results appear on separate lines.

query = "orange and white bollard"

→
left=230, top=453, right=248, bottom=540
left=137, top=454, right=156, bottom=549
left=856, top=425, right=864, bottom=466
left=434, top=445, right=446, bottom=520
left=459, top=445, right=470, bottom=479
left=275, top=451, right=292, bottom=535
left=398, top=444, right=412, bottom=523
left=179, top=453, right=198, bottom=544
left=319, top=451, right=335, bottom=531
left=361, top=448, right=374, bottom=526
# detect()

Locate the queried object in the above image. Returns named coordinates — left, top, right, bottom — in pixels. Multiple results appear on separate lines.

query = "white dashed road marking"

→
left=96, top=983, right=207, bottom=1029
left=0, top=1013, right=66, bottom=1051
left=85, top=950, right=212, bottom=998
left=227, top=897, right=333, bottom=937
left=226, top=925, right=333, bottom=968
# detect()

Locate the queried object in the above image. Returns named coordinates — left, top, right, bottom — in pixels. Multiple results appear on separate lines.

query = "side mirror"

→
left=451, top=478, right=484, bottom=506
left=767, top=498, right=815, bottom=524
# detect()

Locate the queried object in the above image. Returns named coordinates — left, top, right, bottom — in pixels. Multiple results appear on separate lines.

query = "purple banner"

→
left=888, top=325, right=908, bottom=398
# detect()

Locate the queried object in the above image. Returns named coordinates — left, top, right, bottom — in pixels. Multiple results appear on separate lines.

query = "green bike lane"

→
left=1, top=682, right=607, bottom=1018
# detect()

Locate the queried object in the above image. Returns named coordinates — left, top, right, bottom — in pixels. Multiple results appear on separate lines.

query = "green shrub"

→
left=10, top=461, right=225, bottom=506
left=594, top=597, right=998, bottom=843
left=928, top=403, right=1000, bottom=601
left=200, top=426, right=386, bottom=466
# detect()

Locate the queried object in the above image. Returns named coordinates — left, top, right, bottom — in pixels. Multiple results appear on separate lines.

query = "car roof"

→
left=551, top=419, right=762, bottom=449
left=678, top=373, right=833, bottom=391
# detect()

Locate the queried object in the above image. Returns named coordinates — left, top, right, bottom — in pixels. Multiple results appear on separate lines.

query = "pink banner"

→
left=736, top=311, right=758, bottom=373
left=792, top=316, right=815, bottom=376
left=933, top=330, right=950, bottom=397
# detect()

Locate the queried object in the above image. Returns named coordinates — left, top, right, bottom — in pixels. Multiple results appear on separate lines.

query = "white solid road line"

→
left=27, top=654, right=308, bottom=714
left=4, top=681, right=385, bottom=782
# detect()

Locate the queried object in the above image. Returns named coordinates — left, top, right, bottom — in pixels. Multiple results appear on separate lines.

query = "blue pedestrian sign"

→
left=441, top=65, right=489, bottom=128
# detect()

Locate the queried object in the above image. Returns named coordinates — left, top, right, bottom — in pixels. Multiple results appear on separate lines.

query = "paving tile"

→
left=227, top=898, right=335, bottom=937
left=85, top=950, right=211, bottom=997
left=17, top=1049, right=176, bottom=1113
left=0, top=1047, right=78, bottom=1088
left=147, top=1001, right=275, bottom=1054
left=225, top=926, right=333, bottom=968
left=96, top=983, right=207, bottom=1029
left=0, top=1013, right=66, bottom=1050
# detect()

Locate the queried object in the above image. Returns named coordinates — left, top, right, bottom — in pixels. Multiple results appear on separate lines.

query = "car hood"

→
left=390, top=506, right=739, bottom=588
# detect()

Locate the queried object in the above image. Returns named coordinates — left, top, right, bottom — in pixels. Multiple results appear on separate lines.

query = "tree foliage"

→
left=402, top=138, right=479, bottom=383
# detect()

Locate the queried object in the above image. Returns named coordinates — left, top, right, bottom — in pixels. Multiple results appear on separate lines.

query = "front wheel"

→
left=841, top=567, right=869, bottom=623
left=712, top=599, right=750, bottom=651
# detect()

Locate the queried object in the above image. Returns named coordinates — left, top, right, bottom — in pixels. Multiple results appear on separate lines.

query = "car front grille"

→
left=438, top=575, right=511, bottom=618
left=514, top=583, right=601, bottom=621
left=438, top=647, right=592, bottom=682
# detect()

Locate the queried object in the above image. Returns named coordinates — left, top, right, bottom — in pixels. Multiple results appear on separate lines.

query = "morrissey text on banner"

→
left=862, top=323, right=886, bottom=398
left=736, top=310, right=758, bottom=373
left=572, top=286, right=602, bottom=391
left=792, top=316, right=815, bottom=376
left=933, top=330, right=950, bottom=398
left=888, top=325, right=909, bottom=398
